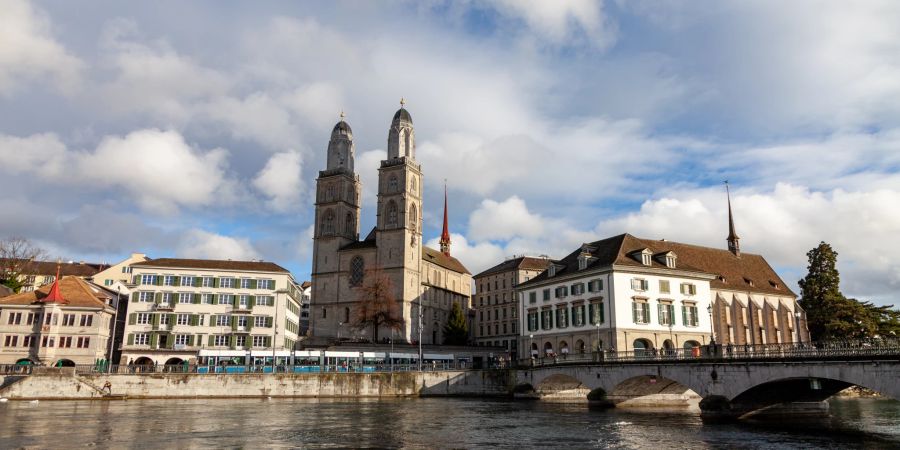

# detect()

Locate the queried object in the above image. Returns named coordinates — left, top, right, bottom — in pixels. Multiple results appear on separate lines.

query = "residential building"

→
left=2, top=260, right=104, bottom=292
left=121, top=258, right=303, bottom=366
left=473, top=256, right=551, bottom=358
left=90, top=253, right=149, bottom=287
left=517, top=198, right=809, bottom=357
left=310, top=104, right=472, bottom=345
left=0, top=275, right=123, bottom=366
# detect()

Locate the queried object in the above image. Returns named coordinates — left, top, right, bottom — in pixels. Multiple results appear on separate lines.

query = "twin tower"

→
left=310, top=103, right=472, bottom=345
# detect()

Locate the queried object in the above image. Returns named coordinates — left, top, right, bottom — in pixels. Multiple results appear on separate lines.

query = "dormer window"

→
left=655, top=251, right=677, bottom=268
left=642, top=253, right=651, bottom=266
left=548, top=265, right=557, bottom=277
left=768, top=280, right=780, bottom=289
left=632, top=248, right=653, bottom=266
left=744, top=277, right=754, bottom=287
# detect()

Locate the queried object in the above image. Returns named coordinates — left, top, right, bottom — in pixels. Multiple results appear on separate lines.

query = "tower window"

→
left=386, top=201, right=398, bottom=227
left=349, top=256, right=364, bottom=287
left=323, top=210, right=335, bottom=234
left=409, top=203, right=417, bottom=232
left=389, top=176, right=398, bottom=192
left=345, top=213, right=354, bottom=235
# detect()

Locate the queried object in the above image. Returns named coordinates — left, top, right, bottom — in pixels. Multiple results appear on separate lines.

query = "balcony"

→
left=153, top=303, right=175, bottom=312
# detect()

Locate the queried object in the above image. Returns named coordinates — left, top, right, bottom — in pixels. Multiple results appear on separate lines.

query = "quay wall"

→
left=0, top=369, right=513, bottom=400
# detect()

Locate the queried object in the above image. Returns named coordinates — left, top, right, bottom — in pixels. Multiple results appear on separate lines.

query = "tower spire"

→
left=725, top=181, right=740, bottom=257
left=440, top=180, right=451, bottom=256
left=43, top=258, right=65, bottom=303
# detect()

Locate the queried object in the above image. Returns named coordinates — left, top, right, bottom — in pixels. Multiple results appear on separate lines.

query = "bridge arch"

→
left=609, top=374, right=699, bottom=406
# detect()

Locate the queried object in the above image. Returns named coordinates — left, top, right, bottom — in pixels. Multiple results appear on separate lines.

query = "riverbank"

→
left=0, top=369, right=512, bottom=400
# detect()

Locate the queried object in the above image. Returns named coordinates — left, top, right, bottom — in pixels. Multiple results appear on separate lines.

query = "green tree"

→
left=0, top=237, right=47, bottom=293
left=442, top=301, right=469, bottom=345
left=798, top=241, right=900, bottom=340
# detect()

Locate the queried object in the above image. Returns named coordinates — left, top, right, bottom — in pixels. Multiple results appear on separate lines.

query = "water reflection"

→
left=0, top=397, right=897, bottom=449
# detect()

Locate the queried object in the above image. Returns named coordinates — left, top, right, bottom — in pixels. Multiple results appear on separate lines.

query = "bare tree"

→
left=0, top=236, right=48, bottom=292
left=352, top=266, right=404, bottom=343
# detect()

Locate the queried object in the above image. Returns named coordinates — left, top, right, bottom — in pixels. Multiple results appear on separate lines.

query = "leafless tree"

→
left=0, top=236, right=48, bottom=292
left=352, top=266, right=405, bottom=343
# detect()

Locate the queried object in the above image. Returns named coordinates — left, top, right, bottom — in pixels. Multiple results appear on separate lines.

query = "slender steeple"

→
left=42, top=260, right=65, bottom=303
left=440, top=181, right=451, bottom=256
left=725, top=181, right=740, bottom=257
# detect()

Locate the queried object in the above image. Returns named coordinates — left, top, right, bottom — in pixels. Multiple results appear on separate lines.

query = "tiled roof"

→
left=422, top=246, right=470, bottom=275
left=300, top=281, right=311, bottom=289
left=0, top=259, right=104, bottom=277
left=0, top=276, right=113, bottom=308
left=131, top=258, right=289, bottom=273
left=474, top=256, right=552, bottom=278
left=520, top=233, right=794, bottom=297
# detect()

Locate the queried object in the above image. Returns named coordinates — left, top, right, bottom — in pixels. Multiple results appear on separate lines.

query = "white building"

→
left=120, top=258, right=303, bottom=366
left=90, top=253, right=149, bottom=288
left=518, top=233, right=807, bottom=357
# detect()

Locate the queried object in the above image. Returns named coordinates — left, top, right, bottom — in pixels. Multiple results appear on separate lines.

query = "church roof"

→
left=332, top=120, right=352, bottom=138
left=0, top=276, right=114, bottom=309
left=474, top=256, right=552, bottom=278
left=131, top=258, right=289, bottom=273
left=392, top=108, right=413, bottom=123
left=422, top=246, right=470, bottom=275
left=520, top=233, right=794, bottom=297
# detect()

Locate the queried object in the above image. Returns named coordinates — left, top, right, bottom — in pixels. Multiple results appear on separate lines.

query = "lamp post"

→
left=107, top=285, right=121, bottom=373
left=794, top=311, right=802, bottom=344
left=528, top=334, right=534, bottom=359
left=596, top=322, right=602, bottom=352
left=707, top=304, right=715, bottom=345
left=338, top=321, right=342, bottom=341
left=417, top=300, right=423, bottom=372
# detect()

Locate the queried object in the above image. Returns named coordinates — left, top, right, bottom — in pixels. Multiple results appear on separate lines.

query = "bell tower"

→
left=376, top=100, right=423, bottom=340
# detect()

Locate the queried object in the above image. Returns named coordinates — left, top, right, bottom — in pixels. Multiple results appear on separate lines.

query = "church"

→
left=309, top=102, right=473, bottom=345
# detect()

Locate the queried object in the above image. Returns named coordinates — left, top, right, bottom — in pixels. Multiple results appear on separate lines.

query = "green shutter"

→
left=266, top=336, right=272, bottom=347
left=266, top=316, right=273, bottom=328
left=229, top=335, right=236, bottom=349
left=168, top=314, right=175, bottom=330
left=632, top=303, right=638, bottom=323
left=208, top=335, right=215, bottom=346
left=154, top=292, right=162, bottom=304
left=247, top=318, right=253, bottom=331
left=248, top=296, right=255, bottom=308
left=231, top=316, right=237, bottom=331
left=155, top=276, right=162, bottom=286
left=188, top=335, right=195, bottom=346
left=658, top=304, right=664, bottom=324
left=211, top=294, right=218, bottom=304
left=250, top=279, right=258, bottom=290
left=213, top=277, right=219, bottom=288
left=152, top=313, right=160, bottom=327
left=169, top=295, right=177, bottom=307
left=599, top=303, right=605, bottom=323
left=190, top=315, right=198, bottom=326
left=129, top=313, right=136, bottom=325
left=173, top=277, right=181, bottom=287
left=193, top=293, right=201, bottom=304
left=149, top=333, right=158, bottom=347
left=131, top=292, right=139, bottom=303
left=127, top=333, right=134, bottom=345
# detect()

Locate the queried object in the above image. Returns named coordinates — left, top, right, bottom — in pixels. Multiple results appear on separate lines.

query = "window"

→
left=389, top=175, right=399, bottom=192
left=680, top=283, right=697, bottom=295
left=409, top=203, right=417, bottom=232
left=140, top=274, right=157, bottom=285
left=349, top=256, right=365, bottom=287
left=177, top=314, right=190, bottom=326
left=237, top=316, right=248, bottom=329
left=23, top=335, right=33, bottom=347
left=76, top=337, right=90, bottom=348
left=322, top=308, right=327, bottom=319
left=253, top=336, right=268, bottom=347
left=41, top=336, right=54, bottom=347
left=219, top=294, right=233, bottom=305
left=587, top=279, right=603, bottom=292
left=659, top=280, right=671, bottom=294
left=181, top=276, right=194, bottom=286
left=202, top=294, right=214, bottom=304
left=235, top=335, right=247, bottom=348
left=220, top=278, right=235, bottom=288
left=216, top=315, right=229, bottom=326
left=589, top=302, right=604, bottom=325
left=323, top=209, right=335, bottom=234
left=682, top=304, right=699, bottom=327
left=7, top=312, right=22, bottom=325
left=658, top=303, right=675, bottom=326
left=179, top=293, right=192, bottom=304
left=256, top=296, right=274, bottom=306
left=239, top=295, right=250, bottom=308
left=345, top=212, right=354, bottom=235
left=665, top=255, right=676, bottom=268
left=159, top=314, right=170, bottom=325
left=139, top=292, right=154, bottom=302
left=258, top=279, right=274, bottom=290
left=202, top=277, right=214, bottom=288
left=572, top=304, right=585, bottom=326
left=255, top=316, right=268, bottom=327
left=632, top=301, right=651, bottom=324
left=163, top=275, right=176, bottom=286
left=571, top=283, right=585, bottom=295
left=137, top=313, right=151, bottom=325
left=173, top=334, right=188, bottom=346
left=555, top=286, right=568, bottom=298
left=79, top=315, right=93, bottom=327
left=3, top=335, right=18, bottom=347
left=59, top=336, right=72, bottom=348
left=529, top=292, right=536, bottom=304
left=641, top=252, right=652, bottom=266
left=241, top=278, right=251, bottom=289
left=631, top=278, right=649, bottom=291
left=134, top=334, right=149, bottom=345
left=386, top=201, right=398, bottom=227
left=541, top=310, right=553, bottom=330
left=26, top=313, right=36, bottom=325
left=214, top=335, right=229, bottom=346
left=556, top=307, right=569, bottom=328
left=44, top=313, right=56, bottom=325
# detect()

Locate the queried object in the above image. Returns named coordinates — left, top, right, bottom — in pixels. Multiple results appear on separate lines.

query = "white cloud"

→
left=253, top=150, right=304, bottom=211
left=176, top=229, right=258, bottom=261
left=0, top=0, right=84, bottom=95
left=425, top=233, right=505, bottom=275
left=0, top=132, right=67, bottom=174
left=468, top=196, right=546, bottom=241
left=489, top=0, right=615, bottom=47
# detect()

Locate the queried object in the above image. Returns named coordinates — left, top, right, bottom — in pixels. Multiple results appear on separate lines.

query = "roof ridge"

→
left=632, top=236, right=763, bottom=257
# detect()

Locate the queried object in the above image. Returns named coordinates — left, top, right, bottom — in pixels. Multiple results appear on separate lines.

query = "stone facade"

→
left=473, top=256, right=551, bottom=358
left=310, top=106, right=472, bottom=345
left=120, top=259, right=303, bottom=366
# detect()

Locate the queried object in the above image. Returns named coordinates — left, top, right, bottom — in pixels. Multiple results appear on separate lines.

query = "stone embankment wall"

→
left=0, top=369, right=512, bottom=400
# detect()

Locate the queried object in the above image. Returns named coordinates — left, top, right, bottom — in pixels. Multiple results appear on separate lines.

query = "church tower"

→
left=725, top=182, right=740, bottom=257
left=310, top=114, right=362, bottom=335
left=376, top=100, right=423, bottom=339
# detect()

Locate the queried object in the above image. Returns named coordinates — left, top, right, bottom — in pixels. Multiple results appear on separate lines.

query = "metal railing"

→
left=1, top=361, right=474, bottom=376
left=520, top=338, right=900, bottom=367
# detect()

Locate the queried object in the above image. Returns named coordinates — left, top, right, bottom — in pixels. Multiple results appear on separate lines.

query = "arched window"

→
left=323, top=210, right=335, bottom=234
left=349, top=256, right=364, bottom=287
left=408, top=203, right=417, bottom=232
left=389, top=176, right=398, bottom=192
left=403, top=130, right=410, bottom=157
left=346, top=186, right=354, bottom=203
left=345, top=213, right=354, bottom=235
left=344, top=307, right=350, bottom=323
left=410, top=176, right=417, bottom=193
left=386, top=201, right=398, bottom=227
left=326, top=185, right=334, bottom=201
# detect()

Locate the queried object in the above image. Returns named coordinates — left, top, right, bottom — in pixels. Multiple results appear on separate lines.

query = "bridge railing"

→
left=519, top=337, right=900, bottom=367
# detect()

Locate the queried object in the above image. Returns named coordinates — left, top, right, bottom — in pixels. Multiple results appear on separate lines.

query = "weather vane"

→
left=400, top=97, right=406, bottom=108
left=339, top=110, right=345, bottom=120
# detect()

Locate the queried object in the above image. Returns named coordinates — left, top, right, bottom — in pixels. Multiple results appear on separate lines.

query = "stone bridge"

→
left=517, top=345, right=900, bottom=419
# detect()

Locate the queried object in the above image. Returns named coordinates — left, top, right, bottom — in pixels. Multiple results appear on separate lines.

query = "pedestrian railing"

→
left=520, top=338, right=900, bottom=368
left=0, top=362, right=476, bottom=376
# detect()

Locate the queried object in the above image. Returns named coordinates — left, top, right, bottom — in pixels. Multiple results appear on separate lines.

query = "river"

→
left=1, top=397, right=898, bottom=448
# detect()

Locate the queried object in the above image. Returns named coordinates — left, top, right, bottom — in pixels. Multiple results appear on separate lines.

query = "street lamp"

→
left=794, top=311, right=802, bottom=344
left=707, top=304, right=715, bottom=345
left=338, top=322, right=343, bottom=341
left=596, top=322, right=602, bottom=352
left=529, top=334, right=534, bottom=359
left=107, top=285, right=121, bottom=373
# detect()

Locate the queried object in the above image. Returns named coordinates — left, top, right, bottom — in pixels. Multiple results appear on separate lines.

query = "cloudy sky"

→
left=2, top=0, right=899, bottom=305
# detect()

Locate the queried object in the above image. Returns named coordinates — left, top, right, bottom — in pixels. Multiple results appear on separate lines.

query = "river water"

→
left=1, top=397, right=898, bottom=449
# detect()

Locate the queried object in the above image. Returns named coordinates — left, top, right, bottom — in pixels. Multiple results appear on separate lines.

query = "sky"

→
left=1, top=0, right=899, bottom=306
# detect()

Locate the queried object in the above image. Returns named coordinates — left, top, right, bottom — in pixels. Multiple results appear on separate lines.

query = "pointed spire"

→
left=43, top=259, right=65, bottom=303
left=440, top=180, right=451, bottom=256
left=725, top=181, right=740, bottom=257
